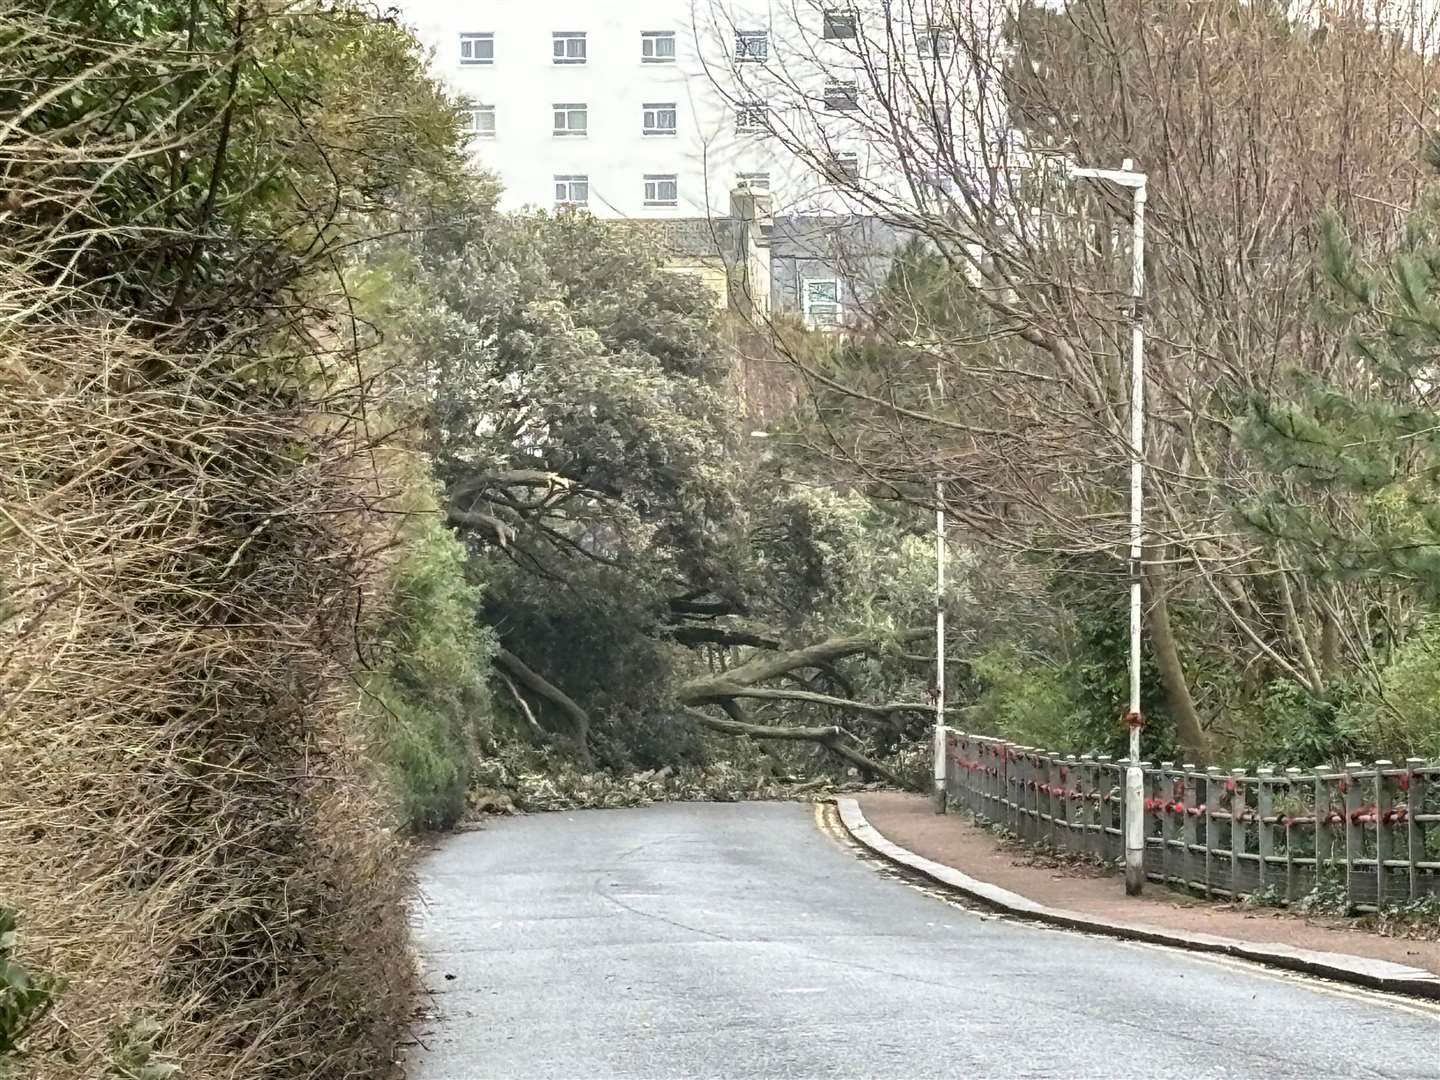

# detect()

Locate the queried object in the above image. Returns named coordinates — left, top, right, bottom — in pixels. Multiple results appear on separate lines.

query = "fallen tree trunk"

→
left=494, top=647, right=591, bottom=761
left=680, top=627, right=930, bottom=699
left=668, top=626, right=782, bottom=650
left=684, top=708, right=907, bottom=788
left=693, top=684, right=948, bottom=720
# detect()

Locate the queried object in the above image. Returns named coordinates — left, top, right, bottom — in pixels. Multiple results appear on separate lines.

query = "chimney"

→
left=726, top=183, right=773, bottom=319
left=730, top=183, right=773, bottom=231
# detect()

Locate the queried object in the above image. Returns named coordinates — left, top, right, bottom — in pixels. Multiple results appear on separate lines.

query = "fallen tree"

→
left=673, top=626, right=933, bottom=785
left=682, top=709, right=907, bottom=788
left=484, top=624, right=937, bottom=786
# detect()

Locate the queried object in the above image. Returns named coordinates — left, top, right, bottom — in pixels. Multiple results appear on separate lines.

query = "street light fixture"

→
left=1067, top=157, right=1148, bottom=896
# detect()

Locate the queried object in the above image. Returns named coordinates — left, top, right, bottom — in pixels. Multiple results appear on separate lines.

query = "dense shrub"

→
left=365, top=508, right=496, bottom=830
left=0, top=290, right=412, bottom=1078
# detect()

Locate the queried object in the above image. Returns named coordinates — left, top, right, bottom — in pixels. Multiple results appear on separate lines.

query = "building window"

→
left=824, top=80, right=859, bottom=110
left=641, top=30, right=676, bottom=62
left=459, top=33, right=494, bottom=65
left=803, top=279, right=842, bottom=327
left=736, top=101, right=768, bottom=134
left=822, top=7, right=857, bottom=39
left=642, top=103, right=677, bottom=135
left=553, top=31, right=586, bottom=64
left=553, top=103, right=588, bottom=137
left=923, top=166, right=956, bottom=194
left=922, top=25, right=956, bottom=59
left=554, top=175, right=589, bottom=205
left=735, top=171, right=771, bottom=189
left=465, top=105, right=496, bottom=138
left=643, top=174, right=678, bottom=206
left=735, top=29, right=768, bottom=62
left=824, top=150, right=860, bottom=184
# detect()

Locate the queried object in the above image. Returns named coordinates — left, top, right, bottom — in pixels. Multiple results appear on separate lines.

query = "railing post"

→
left=961, top=734, right=972, bottom=810
left=1284, top=767, right=1302, bottom=903
left=972, top=739, right=983, bottom=815
left=943, top=730, right=954, bottom=807
left=1315, top=767, right=1335, bottom=882
left=1003, top=741, right=1015, bottom=834
left=976, top=740, right=988, bottom=818
left=1257, top=767, right=1274, bottom=897
left=1203, top=766, right=1220, bottom=898
left=1079, top=753, right=1096, bottom=859
left=1100, top=754, right=1111, bottom=858
left=1059, top=754, right=1071, bottom=858
left=1406, top=758, right=1426, bottom=901
left=1159, top=761, right=1176, bottom=885
left=1344, top=762, right=1364, bottom=907
left=1181, top=763, right=1199, bottom=894
left=1019, top=748, right=1034, bottom=843
left=1009, top=748, right=1020, bottom=837
left=1140, top=760, right=1157, bottom=882
left=1229, top=768, right=1247, bottom=898
left=1054, top=754, right=1065, bottom=846
left=987, top=742, right=999, bottom=819
left=1375, top=760, right=1393, bottom=909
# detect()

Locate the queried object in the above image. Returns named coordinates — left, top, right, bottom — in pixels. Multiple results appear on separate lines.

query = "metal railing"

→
left=942, top=727, right=1440, bottom=908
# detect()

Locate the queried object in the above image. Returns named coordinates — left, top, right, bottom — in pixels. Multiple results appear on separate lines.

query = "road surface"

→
left=407, top=801, right=1440, bottom=1079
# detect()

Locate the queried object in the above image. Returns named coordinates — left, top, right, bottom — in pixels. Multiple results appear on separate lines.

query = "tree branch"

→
left=493, top=648, right=590, bottom=759
left=497, top=672, right=552, bottom=746
left=692, top=684, right=947, bottom=720
left=680, top=627, right=930, bottom=696
left=684, top=708, right=908, bottom=788
left=669, top=626, right=782, bottom=650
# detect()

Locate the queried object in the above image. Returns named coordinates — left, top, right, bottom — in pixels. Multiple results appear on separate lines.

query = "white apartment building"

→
left=395, top=1, right=998, bottom=219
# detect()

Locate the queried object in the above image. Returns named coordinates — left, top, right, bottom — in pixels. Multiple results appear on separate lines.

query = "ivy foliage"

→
left=0, top=910, right=62, bottom=1076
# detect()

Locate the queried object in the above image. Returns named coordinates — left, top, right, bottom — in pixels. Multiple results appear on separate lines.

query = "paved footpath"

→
left=407, top=801, right=1440, bottom=1080
left=857, top=791, right=1440, bottom=979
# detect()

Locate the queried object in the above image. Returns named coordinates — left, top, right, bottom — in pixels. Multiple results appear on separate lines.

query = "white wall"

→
left=395, top=0, right=1004, bottom=219
left=395, top=0, right=922, bottom=216
left=395, top=0, right=794, bottom=216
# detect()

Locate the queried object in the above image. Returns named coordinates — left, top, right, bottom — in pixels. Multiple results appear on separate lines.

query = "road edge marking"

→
left=832, top=796, right=1440, bottom=1005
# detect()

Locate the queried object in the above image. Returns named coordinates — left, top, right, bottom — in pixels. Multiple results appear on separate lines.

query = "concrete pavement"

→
left=407, top=801, right=1440, bottom=1079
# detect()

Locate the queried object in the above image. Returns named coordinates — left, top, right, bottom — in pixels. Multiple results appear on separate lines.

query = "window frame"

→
left=459, top=32, right=494, bottom=65
left=554, top=174, right=589, bottom=206
left=643, top=174, right=679, bottom=207
left=552, top=102, right=588, bottom=137
left=552, top=31, right=587, bottom=65
left=822, top=7, right=857, bottom=40
left=736, top=100, right=769, bottom=135
left=465, top=105, right=496, bottom=138
left=734, top=29, right=769, bottom=63
left=922, top=24, right=956, bottom=59
left=641, top=30, right=677, bottom=63
left=824, top=150, right=860, bottom=185
left=803, top=278, right=842, bottom=328
left=642, top=102, right=678, bottom=136
left=823, top=79, right=859, bottom=111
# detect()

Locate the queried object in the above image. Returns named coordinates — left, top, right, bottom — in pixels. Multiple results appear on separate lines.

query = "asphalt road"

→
left=407, top=801, right=1440, bottom=1080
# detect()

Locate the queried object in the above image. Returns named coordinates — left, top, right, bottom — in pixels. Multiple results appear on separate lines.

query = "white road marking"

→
left=814, top=801, right=1440, bottom=1021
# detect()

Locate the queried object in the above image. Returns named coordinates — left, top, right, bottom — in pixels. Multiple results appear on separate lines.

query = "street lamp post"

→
left=1068, top=158, right=1148, bottom=896
left=933, top=354, right=947, bottom=814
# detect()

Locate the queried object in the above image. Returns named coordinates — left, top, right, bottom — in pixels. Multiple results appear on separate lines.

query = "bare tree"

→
left=698, top=0, right=1440, bottom=757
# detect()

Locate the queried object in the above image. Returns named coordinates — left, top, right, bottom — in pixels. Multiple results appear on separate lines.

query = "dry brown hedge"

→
left=0, top=283, right=414, bottom=1077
